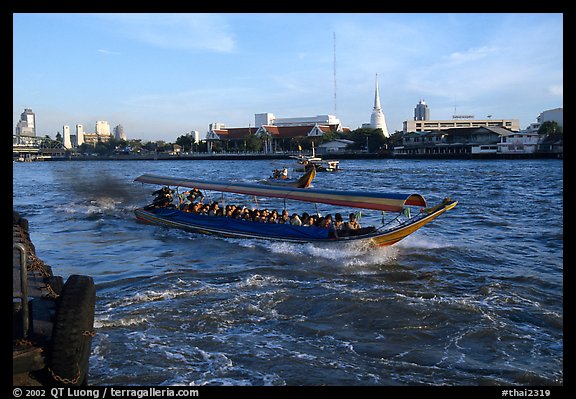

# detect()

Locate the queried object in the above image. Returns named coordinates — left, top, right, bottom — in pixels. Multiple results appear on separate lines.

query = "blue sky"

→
left=13, top=13, right=563, bottom=142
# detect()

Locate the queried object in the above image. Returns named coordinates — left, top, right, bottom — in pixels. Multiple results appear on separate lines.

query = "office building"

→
left=63, top=125, right=72, bottom=149
left=95, top=121, right=111, bottom=136
left=414, top=100, right=430, bottom=121
left=113, top=124, right=126, bottom=141
left=76, top=124, right=84, bottom=146
left=15, top=108, right=36, bottom=140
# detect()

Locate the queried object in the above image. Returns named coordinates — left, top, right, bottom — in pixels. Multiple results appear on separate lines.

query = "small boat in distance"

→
left=263, top=164, right=316, bottom=188
left=134, top=173, right=458, bottom=247
left=291, top=142, right=340, bottom=172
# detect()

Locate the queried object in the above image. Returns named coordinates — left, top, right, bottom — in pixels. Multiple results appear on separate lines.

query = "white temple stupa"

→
left=370, top=73, right=389, bottom=137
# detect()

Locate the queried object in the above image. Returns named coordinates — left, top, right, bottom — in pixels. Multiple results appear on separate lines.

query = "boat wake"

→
left=266, top=240, right=400, bottom=269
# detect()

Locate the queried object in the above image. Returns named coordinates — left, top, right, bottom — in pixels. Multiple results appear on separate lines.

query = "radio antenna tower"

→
left=333, top=32, right=337, bottom=116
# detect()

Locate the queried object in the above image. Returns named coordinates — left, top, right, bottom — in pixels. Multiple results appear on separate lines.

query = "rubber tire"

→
left=49, top=275, right=96, bottom=386
left=13, top=211, right=21, bottom=225
left=47, top=275, right=65, bottom=296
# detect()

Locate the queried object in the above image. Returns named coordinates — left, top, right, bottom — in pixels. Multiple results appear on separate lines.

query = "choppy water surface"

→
left=12, top=159, right=563, bottom=386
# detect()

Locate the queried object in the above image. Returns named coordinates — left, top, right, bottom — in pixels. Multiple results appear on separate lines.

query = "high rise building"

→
left=76, top=124, right=84, bottom=146
left=191, top=130, right=200, bottom=144
left=15, top=108, right=36, bottom=138
left=95, top=121, right=111, bottom=136
left=414, top=99, right=430, bottom=121
left=63, top=125, right=72, bottom=149
left=370, top=74, right=389, bottom=137
left=113, top=124, right=126, bottom=140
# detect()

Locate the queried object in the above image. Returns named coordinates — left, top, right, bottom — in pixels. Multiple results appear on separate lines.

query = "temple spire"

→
left=374, top=73, right=382, bottom=110
left=370, top=73, right=389, bottom=137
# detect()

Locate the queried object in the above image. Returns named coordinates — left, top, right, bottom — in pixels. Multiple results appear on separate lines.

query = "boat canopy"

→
left=135, top=173, right=427, bottom=213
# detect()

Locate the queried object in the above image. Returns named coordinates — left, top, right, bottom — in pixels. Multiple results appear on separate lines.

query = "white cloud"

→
left=96, top=13, right=236, bottom=53
left=444, top=46, right=498, bottom=64
left=97, top=49, right=121, bottom=55
left=548, top=85, right=563, bottom=97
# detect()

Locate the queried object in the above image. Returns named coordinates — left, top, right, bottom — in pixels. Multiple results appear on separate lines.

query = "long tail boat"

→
left=262, top=164, right=316, bottom=188
left=134, top=173, right=457, bottom=247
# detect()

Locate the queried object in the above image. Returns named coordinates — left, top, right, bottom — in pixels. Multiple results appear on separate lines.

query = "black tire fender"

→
left=49, top=275, right=96, bottom=385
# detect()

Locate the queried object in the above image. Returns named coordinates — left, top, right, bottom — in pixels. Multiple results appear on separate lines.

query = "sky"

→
left=13, top=13, right=563, bottom=142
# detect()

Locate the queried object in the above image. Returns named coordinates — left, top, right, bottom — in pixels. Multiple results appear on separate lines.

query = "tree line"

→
left=53, top=122, right=562, bottom=156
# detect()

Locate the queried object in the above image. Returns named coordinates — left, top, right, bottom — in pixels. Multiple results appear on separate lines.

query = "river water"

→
left=12, top=158, right=563, bottom=386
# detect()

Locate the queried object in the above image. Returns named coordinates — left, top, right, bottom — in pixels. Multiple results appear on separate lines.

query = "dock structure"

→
left=13, top=211, right=96, bottom=386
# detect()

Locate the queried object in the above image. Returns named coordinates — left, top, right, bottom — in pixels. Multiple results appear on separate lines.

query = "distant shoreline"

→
left=33, top=152, right=563, bottom=161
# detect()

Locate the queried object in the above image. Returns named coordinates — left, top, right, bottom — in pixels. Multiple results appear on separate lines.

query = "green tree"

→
left=388, top=131, right=404, bottom=148
left=175, top=133, right=194, bottom=152
left=538, top=121, right=563, bottom=145
left=244, top=132, right=263, bottom=152
left=538, top=121, right=562, bottom=136
left=347, top=128, right=389, bottom=152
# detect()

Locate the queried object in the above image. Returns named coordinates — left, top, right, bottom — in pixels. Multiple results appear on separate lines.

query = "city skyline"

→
left=13, top=13, right=563, bottom=142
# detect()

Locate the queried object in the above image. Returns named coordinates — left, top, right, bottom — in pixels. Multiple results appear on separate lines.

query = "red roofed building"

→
left=206, top=114, right=350, bottom=153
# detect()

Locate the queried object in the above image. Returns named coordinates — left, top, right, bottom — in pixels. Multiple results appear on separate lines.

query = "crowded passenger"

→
left=334, top=213, right=345, bottom=230
left=290, top=213, right=302, bottom=226
left=208, top=202, right=219, bottom=216
left=345, top=213, right=361, bottom=230
left=187, top=187, right=205, bottom=204
left=145, top=186, right=176, bottom=210
left=147, top=187, right=367, bottom=235
left=318, top=214, right=333, bottom=229
left=278, top=210, right=290, bottom=224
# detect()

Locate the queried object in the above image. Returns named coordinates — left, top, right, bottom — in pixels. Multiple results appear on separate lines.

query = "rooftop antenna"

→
left=333, top=31, right=337, bottom=116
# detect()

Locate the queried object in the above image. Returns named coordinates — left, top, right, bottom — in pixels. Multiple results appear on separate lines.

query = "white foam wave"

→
left=267, top=240, right=399, bottom=269
left=396, top=234, right=450, bottom=250
left=56, top=198, right=122, bottom=216
left=95, top=315, right=149, bottom=328
left=103, top=289, right=187, bottom=310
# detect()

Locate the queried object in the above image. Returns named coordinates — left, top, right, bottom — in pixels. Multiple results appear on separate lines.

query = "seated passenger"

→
left=306, top=215, right=316, bottom=227
left=278, top=212, right=290, bottom=224
left=208, top=201, right=219, bottom=216
left=319, top=214, right=333, bottom=229
left=178, top=191, right=191, bottom=209
left=334, top=213, right=345, bottom=230
left=345, top=213, right=361, bottom=230
left=190, top=202, right=202, bottom=213
left=290, top=214, right=302, bottom=226
left=268, top=210, right=278, bottom=223
left=187, top=187, right=205, bottom=204
left=300, top=212, right=310, bottom=226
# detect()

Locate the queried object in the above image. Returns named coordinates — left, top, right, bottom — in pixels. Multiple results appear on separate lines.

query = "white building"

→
left=404, top=118, right=520, bottom=133
left=15, top=108, right=36, bottom=142
left=113, top=124, right=127, bottom=140
left=317, top=139, right=355, bottom=154
left=369, top=74, right=389, bottom=137
left=414, top=99, right=430, bottom=121
left=95, top=121, right=111, bottom=136
left=255, top=113, right=342, bottom=130
left=75, top=124, right=84, bottom=146
left=498, top=131, right=539, bottom=154
left=191, top=130, right=200, bottom=144
left=62, top=125, right=72, bottom=149
left=525, top=107, right=563, bottom=134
